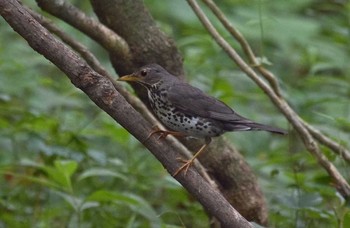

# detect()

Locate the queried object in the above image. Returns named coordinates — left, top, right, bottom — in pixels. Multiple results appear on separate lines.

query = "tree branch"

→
left=201, top=0, right=282, bottom=96
left=35, top=0, right=130, bottom=60
left=0, top=0, right=253, bottom=227
left=302, top=120, right=350, bottom=163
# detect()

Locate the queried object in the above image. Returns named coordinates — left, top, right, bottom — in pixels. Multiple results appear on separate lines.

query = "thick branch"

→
left=0, top=0, right=253, bottom=227
left=90, top=0, right=185, bottom=77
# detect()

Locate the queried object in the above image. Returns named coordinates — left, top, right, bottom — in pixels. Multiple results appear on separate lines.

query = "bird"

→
left=118, top=64, right=287, bottom=176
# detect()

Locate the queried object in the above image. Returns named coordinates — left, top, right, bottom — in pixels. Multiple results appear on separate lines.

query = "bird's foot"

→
left=144, top=126, right=185, bottom=142
left=172, top=139, right=211, bottom=177
left=173, top=158, right=194, bottom=176
left=142, top=126, right=164, bottom=143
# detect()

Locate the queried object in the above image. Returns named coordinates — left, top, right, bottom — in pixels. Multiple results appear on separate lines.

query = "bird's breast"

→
left=147, top=89, right=224, bottom=138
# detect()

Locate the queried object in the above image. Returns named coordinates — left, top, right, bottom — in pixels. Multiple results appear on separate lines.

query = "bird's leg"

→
left=173, top=137, right=212, bottom=176
left=144, top=125, right=186, bottom=142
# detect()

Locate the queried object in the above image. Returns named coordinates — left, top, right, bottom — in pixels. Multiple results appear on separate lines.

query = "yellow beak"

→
left=118, top=74, right=142, bottom=82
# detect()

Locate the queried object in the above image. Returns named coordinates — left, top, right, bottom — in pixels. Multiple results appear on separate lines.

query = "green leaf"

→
left=78, top=168, right=127, bottom=181
left=16, top=159, right=78, bottom=192
left=41, top=160, right=78, bottom=193
left=87, top=190, right=139, bottom=205
left=53, top=190, right=100, bottom=212
left=54, top=160, right=78, bottom=178
left=19, top=158, right=45, bottom=169
left=0, top=171, right=61, bottom=189
left=53, top=190, right=83, bottom=212
left=86, top=190, right=161, bottom=225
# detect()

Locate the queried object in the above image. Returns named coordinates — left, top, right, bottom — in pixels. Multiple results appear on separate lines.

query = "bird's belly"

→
left=148, top=90, right=223, bottom=138
left=155, top=109, right=223, bottom=138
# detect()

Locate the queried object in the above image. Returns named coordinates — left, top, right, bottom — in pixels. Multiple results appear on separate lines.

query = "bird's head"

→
left=118, top=64, right=170, bottom=87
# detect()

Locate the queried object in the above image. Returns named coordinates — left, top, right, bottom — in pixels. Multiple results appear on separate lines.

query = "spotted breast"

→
left=147, top=84, right=224, bottom=138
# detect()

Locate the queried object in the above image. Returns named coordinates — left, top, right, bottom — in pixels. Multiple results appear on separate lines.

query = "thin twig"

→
left=301, top=119, right=350, bottom=163
left=186, top=0, right=350, bottom=198
left=201, top=0, right=282, bottom=96
left=36, top=0, right=131, bottom=59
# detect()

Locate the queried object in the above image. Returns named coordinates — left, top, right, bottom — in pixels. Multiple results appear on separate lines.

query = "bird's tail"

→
left=248, top=122, right=287, bottom=135
left=225, top=121, right=287, bottom=135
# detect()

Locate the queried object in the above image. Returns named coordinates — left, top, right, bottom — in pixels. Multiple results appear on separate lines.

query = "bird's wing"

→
left=167, top=82, right=251, bottom=123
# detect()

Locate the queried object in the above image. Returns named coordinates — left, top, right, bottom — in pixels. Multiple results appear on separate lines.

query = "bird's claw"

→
left=144, top=126, right=168, bottom=142
left=173, top=158, right=193, bottom=177
left=176, top=157, right=187, bottom=163
left=144, top=126, right=185, bottom=143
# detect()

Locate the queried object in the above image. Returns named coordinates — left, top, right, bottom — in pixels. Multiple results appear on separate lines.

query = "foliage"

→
left=0, top=0, right=349, bottom=227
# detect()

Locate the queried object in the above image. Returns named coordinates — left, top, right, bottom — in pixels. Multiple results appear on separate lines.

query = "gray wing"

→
left=167, top=82, right=287, bottom=134
left=167, top=82, right=250, bottom=123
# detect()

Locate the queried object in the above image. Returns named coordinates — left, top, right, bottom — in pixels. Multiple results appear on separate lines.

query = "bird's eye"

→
left=140, top=69, right=147, bottom=77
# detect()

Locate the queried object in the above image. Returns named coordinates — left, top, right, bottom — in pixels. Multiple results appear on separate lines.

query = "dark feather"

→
left=167, top=82, right=287, bottom=135
left=167, top=82, right=240, bottom=120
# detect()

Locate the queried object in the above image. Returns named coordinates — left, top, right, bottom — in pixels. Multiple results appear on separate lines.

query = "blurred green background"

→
left=0, top=0, right=349, bottom=227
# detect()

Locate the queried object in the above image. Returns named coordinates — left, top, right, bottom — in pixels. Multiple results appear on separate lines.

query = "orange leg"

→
left=144, top=125, right=186, bottom=142
left=173, top=137, right=212, bottom=176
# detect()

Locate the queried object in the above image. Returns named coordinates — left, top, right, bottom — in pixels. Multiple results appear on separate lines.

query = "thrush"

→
left=118, top=64, right=287, bottom=176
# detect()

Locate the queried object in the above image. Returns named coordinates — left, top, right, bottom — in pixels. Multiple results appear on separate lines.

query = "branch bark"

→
left=0, top=0, right=253, bottom=227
